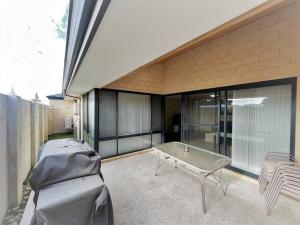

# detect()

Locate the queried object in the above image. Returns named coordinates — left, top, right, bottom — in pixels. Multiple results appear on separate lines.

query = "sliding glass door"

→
left=182, top=92, right=219, bottom=152
left=182, top=80, right=294, bottom=175
left=230, top=85, right=292, bottom=174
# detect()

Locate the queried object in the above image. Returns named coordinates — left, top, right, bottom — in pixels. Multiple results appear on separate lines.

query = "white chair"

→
left=264, top=161, right=300, bottom=215
left=258, top=152, right=296, bottom=194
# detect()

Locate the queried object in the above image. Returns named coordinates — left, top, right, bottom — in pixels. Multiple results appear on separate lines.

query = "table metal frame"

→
left=153, top=148, right=230, bottom=213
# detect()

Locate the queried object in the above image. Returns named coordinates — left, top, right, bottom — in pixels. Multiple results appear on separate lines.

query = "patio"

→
left=101, top=150, right=300, bottom=225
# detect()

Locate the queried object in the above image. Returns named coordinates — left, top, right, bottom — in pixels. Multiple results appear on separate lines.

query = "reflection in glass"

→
left=152, top=133, right=162, bottom=146
left=183, top=124, right=218, bottom=152
left=183, top=92, right=218, bottom=152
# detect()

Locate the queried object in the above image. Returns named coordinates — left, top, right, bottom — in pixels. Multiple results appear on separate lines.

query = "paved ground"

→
left=17, top=149, right=300, bottom=225
left=3, top=184, right=31, bottom=225
left=101, top=150, right=300, bottom=225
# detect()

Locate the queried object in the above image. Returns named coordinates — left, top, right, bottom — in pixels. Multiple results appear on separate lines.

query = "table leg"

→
left=219, top=169, right=226, bottom=196
left=175, top=160, right=177, bottom=168
left=212, top=169, right=227, bottom=195
left=201, top=175, right=206, bottom=214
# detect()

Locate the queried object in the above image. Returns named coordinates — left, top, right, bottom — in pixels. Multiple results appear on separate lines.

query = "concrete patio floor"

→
left=102, top=150, right=300, bottom=225
left=19, top=149, right=300, bottom=225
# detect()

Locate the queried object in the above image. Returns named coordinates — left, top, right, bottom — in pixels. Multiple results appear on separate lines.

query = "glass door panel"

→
left=182, top=92, right=219, bottom=152
left=231, top=85, right=291, bottom=174
left=181, top=81, right=293, bottom=175
left=183, top=124, right=218, bottom=152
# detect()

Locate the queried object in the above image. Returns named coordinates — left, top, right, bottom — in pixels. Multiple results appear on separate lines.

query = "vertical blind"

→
left=99, top=90, right=116, bottom=138
left=118, top=93, right=151, bottom=135
left=232, top=85, right=291, bottom=174
left=97, top=91, right=162, bottom=158
left=118, top=135, right=151, bottom=154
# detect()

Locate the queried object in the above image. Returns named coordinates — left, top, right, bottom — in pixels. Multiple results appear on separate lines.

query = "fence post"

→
left=44, top=105, right=48, bottom=141
left=0, top=94, right=8, bottom=223
left=7, top=95, right=22, bottom=207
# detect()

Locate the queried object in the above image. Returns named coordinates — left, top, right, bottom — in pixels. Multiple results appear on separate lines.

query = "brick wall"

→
left=103, top=2, right=300, bottom=159
left=164, top=2, right=300, bottom=93
left=164, top=2, right=300, bottom=160
left=48, top=99, right=74, bottom=134
left=105, top=63, right=164, bottom=94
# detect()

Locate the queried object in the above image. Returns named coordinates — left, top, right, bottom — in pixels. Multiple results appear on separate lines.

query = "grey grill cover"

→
left=30, top=175, right=113, bottom=225
left=30, top=140, right=100, bottom=192
left=29, top=139, right=113, bottom=225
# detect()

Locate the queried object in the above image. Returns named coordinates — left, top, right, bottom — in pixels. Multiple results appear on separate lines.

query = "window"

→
left=99, top=90, right=116, bottom=138
left=118, top=92, right=151, bottom=135
left=96, top=90, right=163, bottom=158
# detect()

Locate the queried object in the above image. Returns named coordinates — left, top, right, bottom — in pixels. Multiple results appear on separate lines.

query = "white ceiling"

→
left=67, top=0, right=268, bottom=96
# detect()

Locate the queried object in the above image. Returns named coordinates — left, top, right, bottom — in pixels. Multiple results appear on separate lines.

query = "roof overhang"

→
left=64, top=0, right=291, bottom=96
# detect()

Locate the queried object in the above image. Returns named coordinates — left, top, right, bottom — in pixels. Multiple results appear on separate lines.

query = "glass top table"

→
left=153, top=142, right=231, bottom=213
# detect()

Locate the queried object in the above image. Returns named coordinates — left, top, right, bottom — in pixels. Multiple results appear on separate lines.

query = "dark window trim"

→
left=290, top=79, right=297, bottom=157
left=226, top=165, right=259, bottom=179
left=95, top=88, right=163, bottom=157
left=224, top=90, right=228, bottom=156
left=151, top=95, right=153, bottom=147
left=99, top=131, right=162, bottom=142
left=161, top=96, right=165, bottom=144
left=100, top=147, right=151, bottom=160
left=178, top=77, right=297, bottom=175
left=85, top=77, right=297, bottom=177
left=94, top=89, right=99, bottom=151
left=86, top=92, right=89, bottom=133
left=116, top=91, right=119, bottom=155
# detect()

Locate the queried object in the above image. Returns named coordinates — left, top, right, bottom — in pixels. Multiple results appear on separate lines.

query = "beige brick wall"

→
left=164, top=2, right=300, bottom=160
left=164, top=2, right=300, bottom=93
left=105, top=63, right=164, bottom=94
left=104, top=2, right=300, bottom=159
left=48, top=99, right=74, bottom=135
